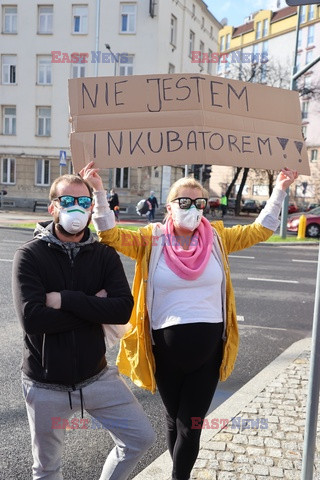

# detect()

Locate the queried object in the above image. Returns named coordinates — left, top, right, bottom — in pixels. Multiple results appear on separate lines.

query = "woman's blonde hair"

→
left=166, top=176, right=209, bottom=204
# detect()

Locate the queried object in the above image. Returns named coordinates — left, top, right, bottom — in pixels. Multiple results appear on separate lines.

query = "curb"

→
left=132, top=337, right=312, bottom=480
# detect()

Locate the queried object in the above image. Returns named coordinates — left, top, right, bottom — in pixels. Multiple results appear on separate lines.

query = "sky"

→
left=205, top=0, right=282, bottom=27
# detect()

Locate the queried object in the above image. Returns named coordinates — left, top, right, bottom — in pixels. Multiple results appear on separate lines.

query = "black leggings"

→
left=152, top=322, right=223, bottom=480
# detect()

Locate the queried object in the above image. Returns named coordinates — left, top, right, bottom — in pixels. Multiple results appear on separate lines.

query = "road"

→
left=0, top=227, right=317, bottom=479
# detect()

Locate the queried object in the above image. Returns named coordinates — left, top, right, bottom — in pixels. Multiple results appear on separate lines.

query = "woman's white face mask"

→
left=171, top=204, right=203, bottom=231
left=58, top=206, right=89, bottom=234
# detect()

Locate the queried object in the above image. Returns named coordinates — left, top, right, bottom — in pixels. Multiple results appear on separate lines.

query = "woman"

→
left=81, top=162, right=297, bottom=480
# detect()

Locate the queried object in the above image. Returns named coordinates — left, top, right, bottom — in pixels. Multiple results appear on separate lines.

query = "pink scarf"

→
left=163, top=216, right=213, bottom=280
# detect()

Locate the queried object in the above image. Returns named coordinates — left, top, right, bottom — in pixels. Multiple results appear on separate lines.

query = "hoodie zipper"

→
left=42, top=333, right=48, bottom=379
left=70, top=248, right=77, bottom=386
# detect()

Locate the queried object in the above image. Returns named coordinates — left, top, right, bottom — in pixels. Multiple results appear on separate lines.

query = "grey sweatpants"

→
left=22, top=366, right=155, bottom=480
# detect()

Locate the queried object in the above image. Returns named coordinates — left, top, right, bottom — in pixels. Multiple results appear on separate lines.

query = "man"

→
left=108, top=188, right=120, bottom=221
left=12, top=174, right=155, bottom=480
left=147, top=191, right=159, bottom=222
left=220, top=193, right=228, bottom=217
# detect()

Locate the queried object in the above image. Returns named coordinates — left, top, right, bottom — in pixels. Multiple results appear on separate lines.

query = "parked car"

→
left=258, top=200, right=267, bottom=212
left=306, top=203, right=320, bottom=211
left=208, top=197, right=220, bottom=210
left=241, top=199, right=260, bottom=214
left=287, top=206, right=320, bottom=237
left=227, top=198, right=237, bottom=212
left=288, top=203, right=299, bottom=214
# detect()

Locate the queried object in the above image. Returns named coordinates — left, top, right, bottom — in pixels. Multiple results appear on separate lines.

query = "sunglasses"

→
left=172, top=197, right=208, bottom=210
left=53, top=195, right=93, bottom=209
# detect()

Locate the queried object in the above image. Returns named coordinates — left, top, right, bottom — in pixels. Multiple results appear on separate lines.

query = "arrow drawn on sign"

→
left=294, top=141, right=303, bottom=155
left=277, top=137, right=289, bottom=150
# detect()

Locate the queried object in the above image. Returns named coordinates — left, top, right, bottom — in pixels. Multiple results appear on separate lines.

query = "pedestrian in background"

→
left=81, top=162, right=297, bottom=480
left=147, top=191, right=159, bottom=222
left=220, top=193, right=228, bottom=217
left=109, top=188, right=120, bottom=221
left=12, top=173, right=155, bottom=480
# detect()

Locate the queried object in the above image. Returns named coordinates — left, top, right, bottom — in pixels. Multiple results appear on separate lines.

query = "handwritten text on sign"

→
left=68, top=74, right=310, bottom=175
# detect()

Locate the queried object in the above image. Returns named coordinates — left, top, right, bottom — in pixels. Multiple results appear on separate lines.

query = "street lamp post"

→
left=105, top=43, right=119, bottom=77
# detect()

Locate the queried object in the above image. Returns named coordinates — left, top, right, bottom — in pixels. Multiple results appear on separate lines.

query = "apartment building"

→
left=0, top=0, right=220, bottom=210
left=212, top=4, right=320, bottom=205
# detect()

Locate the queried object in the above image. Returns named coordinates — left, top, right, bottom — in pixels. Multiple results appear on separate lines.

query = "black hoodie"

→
left=12, top=221, right=133, bottom=388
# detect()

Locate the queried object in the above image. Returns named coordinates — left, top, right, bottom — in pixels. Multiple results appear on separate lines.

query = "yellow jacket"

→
left=97, top=220, right=273, bottom=393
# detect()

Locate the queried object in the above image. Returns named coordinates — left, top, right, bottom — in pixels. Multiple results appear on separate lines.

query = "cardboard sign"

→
left=68, top=73, right=310, bottom=175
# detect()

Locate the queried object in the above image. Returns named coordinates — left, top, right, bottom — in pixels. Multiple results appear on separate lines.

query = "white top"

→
left=151, top=251, right=223, bottom=330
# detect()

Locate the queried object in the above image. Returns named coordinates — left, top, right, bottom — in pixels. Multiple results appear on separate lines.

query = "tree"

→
left=222, top=59, right=292, bottom=212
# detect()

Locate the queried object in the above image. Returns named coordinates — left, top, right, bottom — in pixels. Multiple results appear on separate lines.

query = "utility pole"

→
left=283, top=4, right=320, bottom=479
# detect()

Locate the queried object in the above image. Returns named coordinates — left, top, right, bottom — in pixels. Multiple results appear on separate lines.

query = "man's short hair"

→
left=49, top=174, right=92, bottom=201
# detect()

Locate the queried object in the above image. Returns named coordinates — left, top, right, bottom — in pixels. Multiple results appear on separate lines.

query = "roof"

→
left=232, top=21, right=254, bottom=38
left=230, top=5, right=297, bottom=39
left=271, top=5, right=297, bottom=23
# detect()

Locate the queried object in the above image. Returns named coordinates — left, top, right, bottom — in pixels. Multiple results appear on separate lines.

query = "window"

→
left=301, top=101, right=309, bottom=119
left=2, top=55, right=16, bottom=84
left=37, top=107, right=51, bottom=136
left=37, top=56, right=52, bottom=84
left=220, top=36, right=225, bottom=52
left=38, top=5, right=53, bottom=34
left=310, top=149, right=318, bottom=162
left=2, top=5, right=17, bottom=33
left=308, top=5, right=314, bottom=21
left=119, top=54, right=134, bottom=75
left=304, top=75, right=311, bottom=88
left=207, top=49, right=212, bottom=74
left=120, top=4, right=136, bottom=33
left=302, top=125, right=307, bottom=138
left=299, top=5, right=306, bottom=24
left=115, top=167, right=129, bottom=188
left=210, top=26, right=213, bottom=38
left=253, top=185, right=268, bottom=196
left=35, top=159, right=50, bottom=186
left=256, top=21, right=261, bottom=39
left=72, top=62, right=85, bottom=78
left=199, top=41, right=204, bottom=65
left=192, top=4, right=195, bottom=17
left=262, top=19, right=268, bottom=37
left=306, top=49, right=313, bottom=65
left=189, top=30, right=195, bottom=57
left=3, top=106, right=16, bottom=135
left=307, top=25, right=314, bottom=45
left=168, top=63, right=175, bottom=74
left=201, top=17, right=204, bottom=29
left=226, top=33, right=230, bottom=50
left=1, top=157, right=15, bottom=184
left=72, top=5, right=88, bottom=34
left=170, top=14, right=177, bottom=46
left=253, top=43, right=259, bottom=61
left=262, top=41, right=268, bottom=55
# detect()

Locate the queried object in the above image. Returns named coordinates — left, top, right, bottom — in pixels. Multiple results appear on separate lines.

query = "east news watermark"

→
left=50, top=51, right=268, bottom=64
left=52, top=416, right=269, bottom=431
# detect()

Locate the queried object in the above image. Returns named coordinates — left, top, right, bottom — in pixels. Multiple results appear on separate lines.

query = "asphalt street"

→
left=0, top=226, right=318, bottom=479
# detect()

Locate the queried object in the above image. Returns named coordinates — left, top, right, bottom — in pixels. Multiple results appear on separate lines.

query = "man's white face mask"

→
left=58, top=206, right=89, bottom=234
left=171, top=204, right=203, bottom=231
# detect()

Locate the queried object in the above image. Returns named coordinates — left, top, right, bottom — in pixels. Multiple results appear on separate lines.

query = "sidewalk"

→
left=0, top=209, right=149, bottom=227
left=133, top=338, right=320, bottom=480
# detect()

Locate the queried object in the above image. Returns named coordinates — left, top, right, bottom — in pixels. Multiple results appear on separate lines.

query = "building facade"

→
left=211, top=4, right=320, bottom=206
left=0, top=0, right=220, bottom=211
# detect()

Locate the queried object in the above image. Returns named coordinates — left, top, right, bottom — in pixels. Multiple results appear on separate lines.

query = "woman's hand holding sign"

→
left=275, top=167, right=298, bottom=191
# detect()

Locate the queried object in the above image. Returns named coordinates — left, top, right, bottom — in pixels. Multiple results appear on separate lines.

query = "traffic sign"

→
left=286, top=1, right=319, bottom=5
left=59, top=150, right=67, bottom=166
